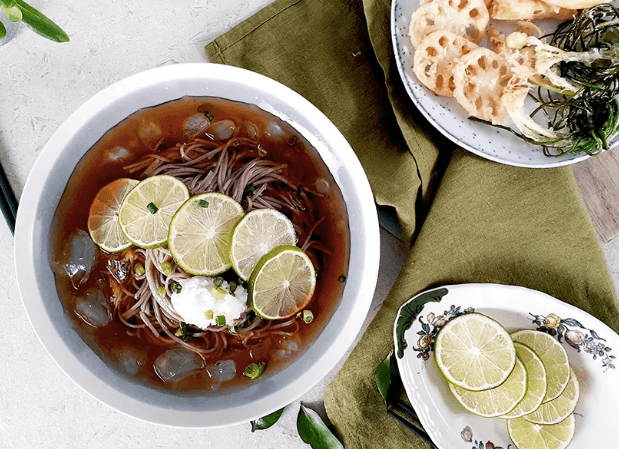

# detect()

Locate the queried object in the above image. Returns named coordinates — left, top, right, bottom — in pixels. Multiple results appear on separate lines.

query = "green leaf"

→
left=250, top=407, right=285, bottom=432
left=2, top=5, right=21, bottom=22
left=0, top=21, right=6, bottom=39
left=15, top=0, right=69, bottom=42
left=297, top=404, right=343, bottom=449
left=377, top=350, right=403, bottom=405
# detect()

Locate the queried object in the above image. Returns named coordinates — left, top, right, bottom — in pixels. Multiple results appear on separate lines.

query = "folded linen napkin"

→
left=206, top=0, right=619, bottom=447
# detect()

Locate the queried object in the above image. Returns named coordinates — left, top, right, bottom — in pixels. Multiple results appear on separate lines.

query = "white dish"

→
left=390, top=0, right=619, bottom=168
left=394, top=283, right=619, bottom=448
left=14, top=63, right=380, bottom=428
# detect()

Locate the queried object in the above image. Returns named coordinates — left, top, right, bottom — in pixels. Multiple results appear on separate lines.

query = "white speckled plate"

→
left=394, top=283, right=619, bottom=449
left=391, top=0, right=619, bottom=168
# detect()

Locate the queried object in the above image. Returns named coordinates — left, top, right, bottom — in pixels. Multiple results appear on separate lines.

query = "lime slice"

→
left=118, top=175, right=190, bottom=249
left=229, top=208, right=297, bottom=281
left=434, top=313, right=516, bottom=391
left=524, top=369, right=579, bottom=425
left=88, top=178, right=139, bottom=253
left=507, top=414, right=575, bottom=449
left=512, top=330, right=570, bottom=402
left=168, top=192, right=244, bottom=275
left=449, top=358, right=527, bottom=417
left=248, top=245, right=316, bottom=320
left=501, top=342, right=548, bottom=419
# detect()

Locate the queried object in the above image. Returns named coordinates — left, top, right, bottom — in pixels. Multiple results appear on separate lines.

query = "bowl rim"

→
left=13, top=63, right=380, bottom=428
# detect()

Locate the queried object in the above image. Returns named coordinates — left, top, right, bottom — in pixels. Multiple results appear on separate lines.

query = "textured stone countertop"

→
left=1, top=1, right=618, bottom=448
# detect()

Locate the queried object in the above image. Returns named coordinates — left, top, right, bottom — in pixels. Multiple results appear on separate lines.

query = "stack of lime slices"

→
left=435, top=314, right=579, bottom=449
left=88, top=175, right=317, bottom=321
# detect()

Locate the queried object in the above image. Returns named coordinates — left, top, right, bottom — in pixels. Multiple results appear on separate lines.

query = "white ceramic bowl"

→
left=14, top=63, right=380, bottom=428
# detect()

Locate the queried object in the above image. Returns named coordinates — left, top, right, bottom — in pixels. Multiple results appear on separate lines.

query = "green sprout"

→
left=0, top=0, right=69, bottom=43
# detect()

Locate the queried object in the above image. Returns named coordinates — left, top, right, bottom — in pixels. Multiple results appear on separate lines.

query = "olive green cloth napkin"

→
left=206, top=0, right=619, bottom=447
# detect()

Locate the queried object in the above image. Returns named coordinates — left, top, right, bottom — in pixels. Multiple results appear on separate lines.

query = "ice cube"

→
left=107, top=257, right=130, bottom=283
left=183, top=113, right=211, bottom=140
left=115, top=347, right=147, bottom=376
left=138, top=121, right=163, bottom=150
left=54, top=229, right=97, bottom=289
left=206, top=360, right=236, bottom=382
left=206, top=120, right=236, bottom=141
left=74, top=287, right=111, bottom=327
left=103, top=146, right=131, bottom=163
left=154, top=349, right=204, bottom=384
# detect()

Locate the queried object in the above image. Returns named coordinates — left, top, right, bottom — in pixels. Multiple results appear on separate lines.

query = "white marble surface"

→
left=1, top=1, right=618, bottom=447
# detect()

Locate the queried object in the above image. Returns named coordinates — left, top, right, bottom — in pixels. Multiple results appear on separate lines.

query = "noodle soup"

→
left=49, top=97, right=349, bottom=392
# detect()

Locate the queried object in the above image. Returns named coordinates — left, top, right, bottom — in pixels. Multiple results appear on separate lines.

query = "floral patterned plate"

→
left=390, top=0, right=619, bottom=168
left=393, top=283, right=619, bottom=449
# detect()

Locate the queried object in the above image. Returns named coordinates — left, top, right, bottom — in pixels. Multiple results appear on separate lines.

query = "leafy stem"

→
left=0, top=0, right=69, bottom=43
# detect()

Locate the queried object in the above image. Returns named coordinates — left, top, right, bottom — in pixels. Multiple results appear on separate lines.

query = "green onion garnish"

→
left=301, top=310, right=314, bottom=324
left=257, top=146, right=267, bottom=157
left=229, top=281, right=237, bottom=294
left=338, top=275, right=347, bottom=282
left=176, top=322, right=194, bottom=342
left=147, top=202, right=158, bottom=214
left=216, top=315, right=226, bottom=326
left=134, top=264, right=145, bottom=277
left=199, top=199, right=209, bottom=208
left=157, top=286, right=166, bottom=296
left=244, top=185, right=256, bottom=195
left=243, top=362, right=266, bottom=379
left=172, top=282, right=182, bottom=294
left=214, top=276, right=224, bottom=288
left=204, top=310, right=214, bottom=320
left=205, top=111, right=214, bottom=121
left=161, top=261, right=173, bottom=276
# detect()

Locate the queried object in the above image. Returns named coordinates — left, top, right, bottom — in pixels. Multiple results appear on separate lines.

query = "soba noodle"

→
left=106, top=134, right=325, bottom=358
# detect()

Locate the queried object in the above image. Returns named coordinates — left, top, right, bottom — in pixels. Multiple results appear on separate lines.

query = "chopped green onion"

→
left=338, top=275, right=347, bottom=282
left=176, top=322, right=194, bottom=342
left=214, top=276, right=224, bottom=288
left=172, top=282, right=182, bottom=294
left=243, top=362, right=266, bottom=379
left=229, top=281, right=237, bottom=294
left=198, top=199, right=209, bottom=208
left=147, top=202, right=158, bottom=214
left=134, top=264, right=145, bottom=277
left=157, top=286, right=166, bottom=296
left=244, top=185, right=256, bottom=195
left=161, top=261, right=173, bottom=276
left=216, top=315, right=226, bottom=326
left=301, top=310, right=314, bottom=324
left=210, top=286, right=227, bottom=300
left=233, top=324, right=243, bottom=333
left=205, top=111, right=214, bottom=121
left=257, top=146, right=267, bottom=157
left=204, top=310, right=214, bottom=320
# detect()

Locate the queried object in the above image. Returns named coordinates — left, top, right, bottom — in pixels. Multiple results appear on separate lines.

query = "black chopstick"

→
left=388, top=408, right=438, bottom=449
left=0, top=160, right=18, bottom=234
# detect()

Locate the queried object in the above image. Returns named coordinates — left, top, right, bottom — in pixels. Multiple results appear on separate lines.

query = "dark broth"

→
left=49, top=97, right=350, bottom=392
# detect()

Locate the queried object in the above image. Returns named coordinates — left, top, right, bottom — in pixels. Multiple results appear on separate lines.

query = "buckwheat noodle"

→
left=105, top=134, right=329, bottom=357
